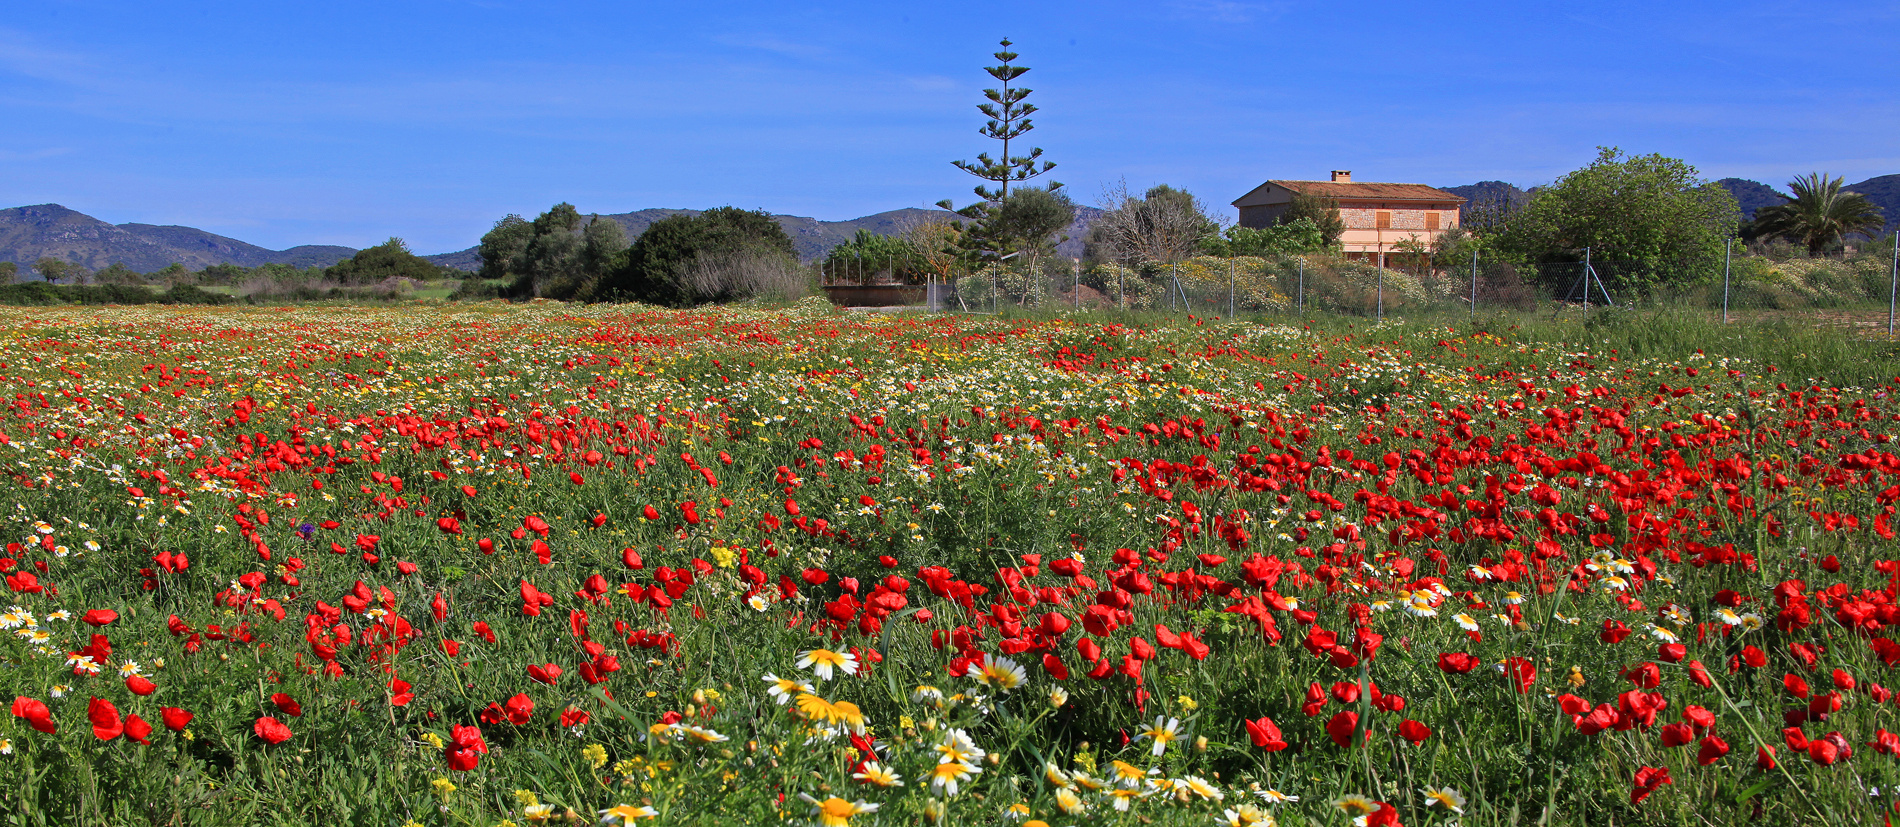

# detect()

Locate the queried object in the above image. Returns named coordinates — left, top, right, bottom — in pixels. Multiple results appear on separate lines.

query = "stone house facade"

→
left=1230, top=171, right=1465, bottom=264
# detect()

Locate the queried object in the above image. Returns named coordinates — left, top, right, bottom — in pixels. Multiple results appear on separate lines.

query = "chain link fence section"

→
left=927, top=238, right=1900, bottom=337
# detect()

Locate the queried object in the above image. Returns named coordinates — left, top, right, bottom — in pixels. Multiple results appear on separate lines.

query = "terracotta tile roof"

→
left=1270, top=181, right=1466, bottom=203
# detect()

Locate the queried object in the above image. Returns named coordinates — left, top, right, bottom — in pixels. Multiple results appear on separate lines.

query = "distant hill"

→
left=1440, top=181, right=1530, bottom=209
left=1716, top=179, right=1787, bottom=220
left=1844, top=174, right=1899, bottom=238
left=1438, top=181, right=1531, bottom=227
left=0, top=205, right=359, bottom=273
left=1714, top=176, right=1897, bottom=238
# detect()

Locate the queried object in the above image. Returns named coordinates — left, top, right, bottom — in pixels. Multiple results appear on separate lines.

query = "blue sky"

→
left=3, top=1, right=1895, bottom=254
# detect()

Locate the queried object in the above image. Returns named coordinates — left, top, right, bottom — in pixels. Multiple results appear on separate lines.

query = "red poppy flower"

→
left=161, top=707, right=193, bottom=731
left=445, top=723, right=488, bottom=770
left=1364, top=803, right=1401, bottom=826
left=390, top=679, right=414, bottom=706
left=1037, top=612, right=1071, bottom=637
left=271, top=693, right=302, bottom=717
left=528, top=663, right=563, bottom=685
left=1630, top=766, right=1671, bottom=803
left=254, top=716, right=293, bottom=744
left=1782, top=673, right=1810, bottom=699
left=1832, top=669, right=1858, bottom=692
left=1325, top=710, right=1360, bottom=748
left=1437, top=652, right=1480, bottom=674
left=124, top=714, right=152, bottom=745
left=1081, top=605, right=1119, bottom=637
left=1398, top=719, right=1432, bottom=745
left=1696, top=735, right=1730, bottom=765
left=1154, top=624, right=1184, bottom=650
left=503, top=693, right=534, bottom=725
left=89, top=698, right=124, bottom=741
left=81, top=609, right=119, bottom=627
left=560, top=707, right=590, bottom=728
left=1041, top=652, right=1069, bottom=680
left=1660, top=722, right=1695, bottom=748
left=1558, top=694, right=1592, bottom=720
left=1329, top=681, right=1361, bottom=704
left=1302, top=682, right=1328, bottom=717
left=1503, top=657, right=1537, bottom=693
left=11, top=696, right=55, bottom=734
left=1808, top=739, right=1840, bottom=765
left=126, top=675, right=157, bottom=696
left=1577, top=704, right=1619, bottom=736
left=1076, top=638, right=1103, bottom=663
left=1244, top=716, right=1287, bottom=751
left=1129, top=636, right=1157, bottom=661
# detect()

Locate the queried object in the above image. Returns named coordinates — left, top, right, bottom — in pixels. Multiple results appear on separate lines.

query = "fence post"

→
left=1227, top=259, right=1235, bottom=318
left=1469, top=249, right=1478, bottom=319
left=1889, top=230, right=1898, bottom=337
left=1376, top=252, right=1385, bottom=322
left=1297, top=258, right=1305, bottom=313
left=1170, top=263, right=1178, bottom=312
left=1074, top=259, right=1080, bottom=310
left=1722, top=237, right=1732, bottom=325
left=1582, top=247, right=1591, bottom=311
left=1118, top=264, right=1125, bottom=311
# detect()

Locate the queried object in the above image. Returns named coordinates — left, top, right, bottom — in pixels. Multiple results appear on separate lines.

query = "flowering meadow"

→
left=0, top=300, right=1897, bottom=826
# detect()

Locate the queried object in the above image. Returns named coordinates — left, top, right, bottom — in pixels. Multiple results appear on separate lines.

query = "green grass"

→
left=0, top=303, right=1893, bottom=826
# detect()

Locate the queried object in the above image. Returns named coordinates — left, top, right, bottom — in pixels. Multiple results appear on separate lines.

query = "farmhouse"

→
left=1231, top=171, right=1465, bottom=263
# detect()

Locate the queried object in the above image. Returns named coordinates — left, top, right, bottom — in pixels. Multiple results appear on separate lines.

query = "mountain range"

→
left=0, top=203, right=1098, bottom=276
left=2, top=175, right=1891, bottom=276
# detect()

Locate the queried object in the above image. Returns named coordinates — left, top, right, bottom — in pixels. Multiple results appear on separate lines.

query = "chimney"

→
left=1331, top=170, right=1352, bottom=183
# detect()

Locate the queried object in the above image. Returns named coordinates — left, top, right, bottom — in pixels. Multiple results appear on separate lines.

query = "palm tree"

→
left=1752, top=173, right=1886, bottom=254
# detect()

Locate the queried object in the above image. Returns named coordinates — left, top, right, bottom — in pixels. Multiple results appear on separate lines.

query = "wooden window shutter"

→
left=1425, top=212, right=1440, bottom=231
left=1375, top=211, right=1391, bottom=229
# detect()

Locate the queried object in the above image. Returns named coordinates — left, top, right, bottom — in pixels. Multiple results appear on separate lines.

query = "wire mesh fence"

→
left=923, top=235, right=1900, bottom=336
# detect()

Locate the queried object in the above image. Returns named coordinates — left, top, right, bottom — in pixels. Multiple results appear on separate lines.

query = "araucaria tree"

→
left=951, top=39, right=1056, bottom=202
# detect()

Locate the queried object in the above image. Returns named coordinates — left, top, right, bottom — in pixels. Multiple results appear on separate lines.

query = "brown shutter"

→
left=1376, top=211, right=1391, bottom=229
left=1425, top=212, right=1440, bottom=231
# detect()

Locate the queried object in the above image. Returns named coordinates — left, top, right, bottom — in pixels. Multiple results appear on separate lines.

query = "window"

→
left=1375, top=211, right=1391, bottom=229
left=1425, top=212, right=1440, bottom=231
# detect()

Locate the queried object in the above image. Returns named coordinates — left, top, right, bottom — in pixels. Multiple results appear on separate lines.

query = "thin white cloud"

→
left=712, top=33, right=830, bottom=61
left=0, top=27, right=99, bottom=85
left=0, top=147, right=73, bottom=161
left=1169, top=0, right=1292, bottom=24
